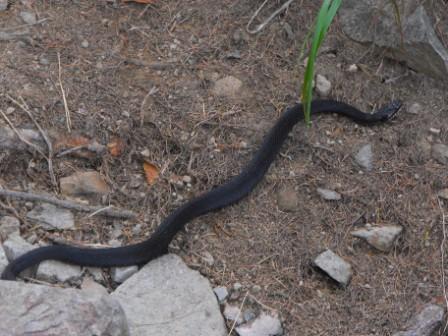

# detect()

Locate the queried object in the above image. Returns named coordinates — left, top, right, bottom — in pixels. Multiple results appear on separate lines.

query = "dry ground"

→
left=1, top=1, right=448, bottom=335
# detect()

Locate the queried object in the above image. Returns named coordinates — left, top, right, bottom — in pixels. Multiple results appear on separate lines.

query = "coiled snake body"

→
left=1, top=99, right=401, bottom=280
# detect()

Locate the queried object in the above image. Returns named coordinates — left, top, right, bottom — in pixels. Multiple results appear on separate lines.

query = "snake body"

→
left=1, top=99, right=401, bottom=280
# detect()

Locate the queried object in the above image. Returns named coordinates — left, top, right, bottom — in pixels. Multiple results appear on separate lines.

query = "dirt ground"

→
left=1, top=1, right=448, bottom=335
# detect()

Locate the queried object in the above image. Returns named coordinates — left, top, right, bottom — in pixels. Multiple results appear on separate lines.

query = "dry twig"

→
left=57, top=52, right=72, bottom=132
left=0, top=188, right=136, bottom=219
left=437, top=198, right=448, bottom=334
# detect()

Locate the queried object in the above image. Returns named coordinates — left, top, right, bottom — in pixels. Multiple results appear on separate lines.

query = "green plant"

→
left=301, top=0, right=342, bottom=125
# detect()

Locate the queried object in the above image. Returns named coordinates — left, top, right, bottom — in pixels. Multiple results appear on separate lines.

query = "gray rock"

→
left=0, top=244, right=8, bottom=274
left=407, top=102, right=423, bottom=115
left=243, top=309, right=256, bottom=323
left=431, top=143, right=448, bottom=164
left=26, top=203, right=75, bottom=230
left=213, top=286, right=229, bottom=303
left=315, top=74, right=332, bottom=97
left=0, top=281, right=129, bottom=336
left=224, top=304, right=244, bottom=325
left=393, top=304, right=445, bottom=336
left=277, top=187, right=299, bottom=211
left=3, top=234, right=37, bottom=278
left=236, top=312, right=283, bottom=336
left=0, top=216, right=20, bottom=239
left=81, top=39, right=89, bottom=48
left=438, top=189, right=448, bottom=200
left=112, top=266, right=138, bottom=283
left=0, top=0, right=7, bottom=11
left=211, top=76, right=243, bottom=98
left=37, top=260, right=82, bottom=283
left=314, top=249, right=352, bottom=286
left=0, top=127, right=44, bottom=151
left=317, top=188, right=341, bottom=201
left=339, top=1, right=448, bottom=80
left=111, top=254, right=227, bottom=336
left=19, top=11, right=37, bottom=24
left=355, top=144, right=373, bottom=171
left=351, top=225, right=403, bottom=252
left=81, top=277, right=109, bottom=297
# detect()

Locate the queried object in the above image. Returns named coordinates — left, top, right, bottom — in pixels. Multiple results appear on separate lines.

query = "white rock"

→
left=351, top=225, right=403, bottom=252
left=314, top=249, right=352, bottom=286
left=112, top=266, right=138, bottom=283
left=37, top=260, right=82, bottom=283
left=236, top=312, right=283, bottom=336
left=317, top=188, right=341, bottom=201
left=438, top=189, right=448, bottom=200
left=111, top=254, right=226, bottom=336
left=347, top=64, right=358, bottom=72
left=355, top=144, right=373, bottom=171
left=224, top=304, right=244, bottom=325
left=315, top=74, right=332, bottom=97
left=0, top=281, right=128, bottom=336
left=26, top=203, right=75, bottom=230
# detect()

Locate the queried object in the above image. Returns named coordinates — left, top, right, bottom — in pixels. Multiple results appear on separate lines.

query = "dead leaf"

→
left=143, top=161, right=159, bottom=185
left=107, top=138, right=125, bottom=157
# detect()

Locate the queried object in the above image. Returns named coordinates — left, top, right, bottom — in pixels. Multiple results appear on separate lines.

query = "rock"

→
left=0, top=244, right=8, bottom=274
left=112, top=266, right=138, bottom=283
left=201, top=251, right=215, bottom=266
left=0, top=281, right=129, bottom=336
left=393, top=304, right=445, bottom=336
left=111, top=254, right=227, bottom=336
left=224, top=304, right=244, bottom=325
left=2, top=234, right=37, bottom=278
left=26, top=203, right=75, bottom=230
left=351, top=225, right=403, bottom=252
left=0, top=127, right=44, bottom=151
left=277, top=187, right=299, bottom=211
left=211, top=75, right=243, bottom=98
left=317, top=188, right=341, bottom=201
left=233, top=282, right=243, bottom=291
left=236, top=312, right=283, bottom=336
left=438, top=189, right=448, bottom=200
left=355, top=144, right=373, bottom=171
left=37, top=260, right=82, bottom=283
left=60, top=171, right=110, bottom=197
left=347, top=64, right=358, bottom=72
left=81, top=277, right=109, bottom=297
left=213, top=286, right=229, bottom=303
left=431, top=143, right=448, bottom=164
left=339, top=1, right=448, bottom=81
left=243, top=309, right=256, bottom=323
left=81, top=39, right=89, bottom=48
left=0, top=0, right=7, bottom=11
left=0, top=216, right=20, bottom=239
left=313, top=249, right=352, bottom=286
left=19, top=11, right=37, bottom=24
left=407, top=102, right=423, bottom=115
left=315, top=74, right=332, bottom=97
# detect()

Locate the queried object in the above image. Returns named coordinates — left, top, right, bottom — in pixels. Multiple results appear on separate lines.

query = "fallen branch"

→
left=0, top=189, right=136, bottom=219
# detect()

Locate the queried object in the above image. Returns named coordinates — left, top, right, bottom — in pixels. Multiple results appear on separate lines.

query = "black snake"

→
left=1, top=99, right=401, bottom=280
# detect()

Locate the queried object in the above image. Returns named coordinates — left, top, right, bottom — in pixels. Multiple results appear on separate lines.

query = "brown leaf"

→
left=143, top=161, right=159, bottom=185
left=107, top=138, right=125, bottom=157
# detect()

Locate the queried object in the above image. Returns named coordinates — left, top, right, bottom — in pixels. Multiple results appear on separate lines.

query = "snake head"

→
left=374, top=100, right=402, bottom=121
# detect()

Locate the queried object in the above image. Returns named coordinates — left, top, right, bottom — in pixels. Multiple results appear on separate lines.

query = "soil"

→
left=1, top=1, right=448, bottom=335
